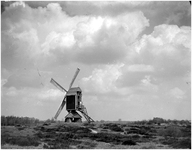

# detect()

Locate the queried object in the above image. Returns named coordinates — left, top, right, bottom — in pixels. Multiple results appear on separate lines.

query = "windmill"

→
left=50, top=68, right=94, bottom=123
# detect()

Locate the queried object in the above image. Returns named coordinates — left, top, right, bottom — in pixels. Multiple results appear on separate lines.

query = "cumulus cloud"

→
left=1, top=2, right=83, bottom=69
left=1, top=1, right=191, bottom=120
left=130, top=24, right=191, bottom=81
left=115, top=64, right=155, bottom=87
left=2, top=2, right=190, bottom=91
left=81, top=24, right=190, bottom=99
left=5, top=87, right=18, bottom=97
left=74, top=11, right=149, bottom=64
left=169, top=87, right=185, bottom=99
left=2, top=2, right=149, bottom=69
left=80, top=64, right=158, bottom=97
left=126, top=64, right=154, bottom=72
left=80, top=64, right=124, bottom=94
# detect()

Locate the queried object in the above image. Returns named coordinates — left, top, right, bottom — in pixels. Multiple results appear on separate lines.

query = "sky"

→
left=1, top=1, right=191, bottom=121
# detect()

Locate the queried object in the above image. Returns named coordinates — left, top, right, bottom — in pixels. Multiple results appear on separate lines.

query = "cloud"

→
left=130, top=24, right=190, bottom=81
left=1, top=86, right=64, bottom=119
left=37, top=89, right=64, bottom=100
left=37, top=1, right=153, bottom=17
left=2, top=2, right=189, bottom=91
left=2, top=2, right=149, bottom=69
left=80, top=64, right=124, bottom=94
left=1, top=1, right=191, bottom=120
left=4, top=87, right=18, bottom=97
left=115, top=64, right=155, bottom=87
left=2, top=86, right=63, bottom=102
left=126, top=64, right=154, bottom=72
left=169, top=87, right=185, bottom=99
left=10, top=1, right=26, bottom=8
left=1, top=2, right=84, bottom=69
left=3, top=69, right=47, bottom=89
left=6, top=2, right=189, bottom=69
left=80, top=64, right=158, bottom=97
left=80, top=24, right=190, bottom=100
left=74, top=11, right=149, bottom=64
left=29, top=1, right=190, bottom=30
left=1, top=79, right=8, bottom=87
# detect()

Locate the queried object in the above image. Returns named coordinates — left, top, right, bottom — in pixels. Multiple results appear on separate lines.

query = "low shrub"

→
left=131, top=134, right=140, bottom=139
left=43, top=144, right=49, bottom=148
left=17, top=127, right=26, bottom=130
left=174, top=138, right=191, bottom=149
left=47, top=138, right=82, bottom=149
left=143, top=135, right=150, bottom=139
left=103, top=123, right=123, bottom=132
left=161, top=137, right=191, bottom=149
left=122, top=139, right=136, bottom=145
left=180, top=127, right=191, bottom=137
left=87, top=132, right=124, bottom=144
left=36, top=131, right=44, bottom=138
left=77, top=141, right=96, bottom=149
left=141, top=144, right=156, bottom=149
left=49, top=142, right=69, bottom=149
left=158, top=126, right=182, bottom=138
left=2, top=136, right=39, bottom=146
left=111, top=126, right=123, bottom=132
left=1, top=134, right=10, bottom=145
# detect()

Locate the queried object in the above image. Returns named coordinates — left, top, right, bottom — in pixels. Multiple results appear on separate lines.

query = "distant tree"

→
left=141, top=120, right=147, bottom=125
left=1, top=116, right=7, bottom=126
left=153, top=117, right=164, bottom=124
left=1, top=116, right=40, bottom=126
left=172, top=119, right=178, bottom=125
left=147, top=119, right=153, bottom=125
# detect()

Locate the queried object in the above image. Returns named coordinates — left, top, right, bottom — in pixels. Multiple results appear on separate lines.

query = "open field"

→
left=1, top=120, right=191, bottom=149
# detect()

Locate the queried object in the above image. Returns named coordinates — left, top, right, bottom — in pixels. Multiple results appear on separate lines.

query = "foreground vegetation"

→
left=1, top=116, right=191, bottom=149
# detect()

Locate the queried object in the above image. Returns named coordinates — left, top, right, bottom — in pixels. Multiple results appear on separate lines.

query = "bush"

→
left=157, top=126, right=182, bottom=138
left=165, top=126, right=182, bottom=137
left=1, top=134, right=10, bottom=145
left=111, top=126, right=123, bottom=132
left=122, top=139, right=136, bottom=145
left=2, top=136, right=39, bottom=146
left=143, top=135, right=150, bottom=139
left=141, top=144, right=156, bottom=149
left=15, top=137, right=30, bottom=146
left=180, top=127, right=191, bottom=137
left=43, top=144, right=49, bottom=148
left=103, top=123, right=123, bottom=132
left=131, top=134, right=140, bottom=139
left=161, top=137, right=191, bottom=149
left=36, top=132, right=44, bottom=138
left=87, top=132, right=124, bottom=144
left=174, top=138, right=191, bottom=149
left=77, top=141, right=96, bottom=149
left=49, top=143, right=69, bottom=149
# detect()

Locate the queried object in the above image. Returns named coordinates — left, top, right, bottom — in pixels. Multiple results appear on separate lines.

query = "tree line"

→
left=1, top=116, right=40, bottom=126
left=133, top=117, right=191, bottom=126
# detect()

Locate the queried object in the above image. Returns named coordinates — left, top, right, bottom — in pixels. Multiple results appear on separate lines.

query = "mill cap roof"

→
left=67, top=87, right=82, bottom=94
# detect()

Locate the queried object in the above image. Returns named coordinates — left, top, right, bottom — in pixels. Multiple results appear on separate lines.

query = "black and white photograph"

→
left=1, top=1, right=191, bottom=149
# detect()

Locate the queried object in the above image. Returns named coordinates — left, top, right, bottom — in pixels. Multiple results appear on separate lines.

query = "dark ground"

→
left=1, top=121, right=191, bottom=149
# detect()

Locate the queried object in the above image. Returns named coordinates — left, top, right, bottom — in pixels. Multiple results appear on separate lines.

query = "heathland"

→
left=1, top=116, right=191, bottom=149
